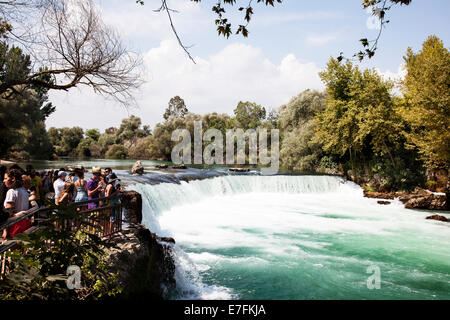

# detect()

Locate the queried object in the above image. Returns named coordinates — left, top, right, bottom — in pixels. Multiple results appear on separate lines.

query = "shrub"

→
left=105, top=144, right=128, bottom=159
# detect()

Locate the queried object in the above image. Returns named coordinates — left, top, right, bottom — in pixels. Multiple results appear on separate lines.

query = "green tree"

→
left=0, top=42, right=55, bottom=159
left=75, top=137, right=95, bottom=158
left=279, top=90, right=327, bottom=172
left=115, top=115, right=151, bottom=148
left=128, top=135, right=157, bottom=159
left=105, top=127, right=117, bottom=135
left=18, top=122, right=54, bottom=160
left=233, top=101, right=266, bottom=129
left=163, top=96, right=188, bottom=121
left=97, top=132, right=117, bottom=156
left=202, top=112, right=233, bottom=135
left=399, top=35, right=450, bottom=170
left=152, top=113, right=201, bottom=161
left=279, top=90, right=325, bottom=130
left=48, top=127, right=84, bottom=156
left=85, top=129, right=101, bottom=141
left=266, top=108, right=279, bottom=129
left=316, top=58, right=402, bottom=171
left=280, top=122, right=326, bottom=172
left=105, top=144, right=128, bottom=159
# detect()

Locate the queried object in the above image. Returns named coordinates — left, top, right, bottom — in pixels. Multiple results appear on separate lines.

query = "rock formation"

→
left=170, top=164, right=187, bottom=169
left=363, top=187, right=448, bottom=211
left=363, top=190, right=395, bottom=200
left=131, top=161, right=144, bottom=175
left=121, top=191, right=143, bottom=224
left=107, top=190, right=177, bottom=299
left=402, top=193, right=447, bottom=210
left=229, top=168, right=250, bottom=172
left=425, top=214, right=449, bottom=222
left=105, top=226, right=176, bottom=300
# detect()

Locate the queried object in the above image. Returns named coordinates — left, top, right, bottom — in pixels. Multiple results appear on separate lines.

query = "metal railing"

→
left=55, top=193, right=124, bottom=238
left=0, top=193, right=123, bottom=277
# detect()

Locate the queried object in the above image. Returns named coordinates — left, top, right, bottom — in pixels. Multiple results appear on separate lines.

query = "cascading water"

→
left=129, top=175, right=450, bottom=300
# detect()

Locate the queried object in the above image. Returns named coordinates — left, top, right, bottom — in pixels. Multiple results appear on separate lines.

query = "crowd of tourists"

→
left=0, top=164, right=121, bottom=239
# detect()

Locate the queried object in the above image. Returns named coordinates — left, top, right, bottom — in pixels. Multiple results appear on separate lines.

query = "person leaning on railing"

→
left=87, top=167, right=103, bottom=210
left=105, top=178, right=122, bottom=221
left=56, top=182, right=75, bottom=206
left=2, top=169, right=31, bottom=240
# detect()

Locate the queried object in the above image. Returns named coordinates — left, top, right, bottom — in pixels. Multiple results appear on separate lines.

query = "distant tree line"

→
left=40, top=95, right=274, bottom=162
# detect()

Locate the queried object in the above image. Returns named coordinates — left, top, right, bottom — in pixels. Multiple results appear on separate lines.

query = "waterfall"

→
left=126, top=174, right=450, bottom=300
left=128, top=175, right=362, bottom=232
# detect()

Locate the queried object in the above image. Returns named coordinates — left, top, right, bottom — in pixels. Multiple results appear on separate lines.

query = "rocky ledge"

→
left=401, top=193, right=448, bottom=211
left=105, top=226, right=176, bottom=300
left=363, top=188, right=449, bottom=211
left=104, top=190, right=177, bottom=299
left=121, top=190, right=143, bottom=224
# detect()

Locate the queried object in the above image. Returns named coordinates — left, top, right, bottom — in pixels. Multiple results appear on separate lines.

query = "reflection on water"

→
left=13, top=158, right=265, bottom=187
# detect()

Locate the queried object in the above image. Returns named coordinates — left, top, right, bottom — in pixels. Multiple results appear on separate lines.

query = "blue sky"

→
left=46, top=0, right=450, bottom=131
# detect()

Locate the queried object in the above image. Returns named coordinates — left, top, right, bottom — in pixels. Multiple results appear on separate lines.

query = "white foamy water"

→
left=129, top=175, right=450, bottom=300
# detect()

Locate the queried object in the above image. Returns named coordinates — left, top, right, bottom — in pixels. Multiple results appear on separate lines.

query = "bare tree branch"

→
left=0, top=0, right=144, bottom=107
left=154, top=0, right=196, bottom=64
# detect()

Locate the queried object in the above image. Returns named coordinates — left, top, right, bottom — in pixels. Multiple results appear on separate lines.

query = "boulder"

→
left=426, top=214, right=449, bottom=222
left=229, top=168, right=250, bottom=172
left=131, top=161, right=144, bottom=175
left=404, top=194, right=447, bottom=211
left=155, top=164, right=168, bottom=169
left=377, top=201, right=391, bottom=205
left=170, top=164, right=187, bottom=169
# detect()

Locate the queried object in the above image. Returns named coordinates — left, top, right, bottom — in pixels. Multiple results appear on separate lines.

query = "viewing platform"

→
left=0, top=194, right=124, bottom=277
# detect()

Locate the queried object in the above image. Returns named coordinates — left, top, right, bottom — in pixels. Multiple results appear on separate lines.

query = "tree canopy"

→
left=0, top=42, right=54, bottom=159
left=163, top=96, right=188, bottom=121
left=316, top=58, right=401, bottom=165
left=233, top=101, right=266, bottom=130
left=399, top=35, right=450, bottom=170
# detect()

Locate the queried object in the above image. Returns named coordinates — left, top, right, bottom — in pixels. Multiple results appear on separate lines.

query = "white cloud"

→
left=377, top=63, right=406, bottom=82
left=98, top=0, right=208, bottom=40
left=47, top=39, right=324, bottom=131
left=306, top=33, right=340, bottom=46
left=377, top=63, right=406, bottom=96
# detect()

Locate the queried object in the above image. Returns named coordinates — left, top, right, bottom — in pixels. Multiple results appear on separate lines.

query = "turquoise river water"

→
left=23, top=160, right=450, bottom=299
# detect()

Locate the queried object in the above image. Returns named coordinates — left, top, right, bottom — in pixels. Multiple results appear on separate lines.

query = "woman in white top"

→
left=2, top=169, right=31, bottom=239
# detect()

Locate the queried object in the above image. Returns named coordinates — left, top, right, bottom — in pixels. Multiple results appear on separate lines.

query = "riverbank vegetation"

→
left=0, top=204, right=122, bottom=300
left=1, top=36, right=449, bottom=193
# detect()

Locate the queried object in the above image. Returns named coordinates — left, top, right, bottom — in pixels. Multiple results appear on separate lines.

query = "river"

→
left=17, top=159, right=450, bottom=299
